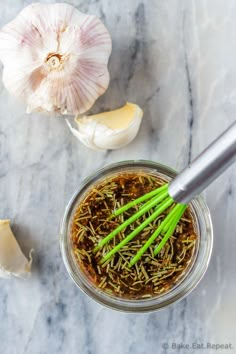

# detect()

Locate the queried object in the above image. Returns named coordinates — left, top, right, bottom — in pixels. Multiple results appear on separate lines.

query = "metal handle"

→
left=169, top=121, right=236, bottom=204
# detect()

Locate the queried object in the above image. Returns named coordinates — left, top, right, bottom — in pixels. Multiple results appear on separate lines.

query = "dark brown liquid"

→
left=71, top=172, right=198, bottom=299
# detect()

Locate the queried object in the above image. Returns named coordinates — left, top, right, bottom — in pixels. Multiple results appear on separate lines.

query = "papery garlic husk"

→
left=67, top=102, right=143, bottom=150
left=0, top=3, right=112, bottom=115
left=0, top=220, right=33, bottom=279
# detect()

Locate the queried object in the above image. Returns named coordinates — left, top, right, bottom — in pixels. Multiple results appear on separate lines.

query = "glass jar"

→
left=60, top=160, right=213, bottom=312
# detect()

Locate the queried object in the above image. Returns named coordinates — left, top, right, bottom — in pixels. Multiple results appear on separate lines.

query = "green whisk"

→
left=94, top=121, right=236, bottom=267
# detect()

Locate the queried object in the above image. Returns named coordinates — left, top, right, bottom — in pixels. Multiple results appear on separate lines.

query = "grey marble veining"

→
left=0, top=1, right=236, bottom=354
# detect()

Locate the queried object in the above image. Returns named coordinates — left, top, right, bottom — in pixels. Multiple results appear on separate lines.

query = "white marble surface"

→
left=0, top=0, right=236, bottom=353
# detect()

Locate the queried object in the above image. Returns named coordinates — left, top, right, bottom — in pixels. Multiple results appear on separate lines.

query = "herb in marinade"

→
left=71, top=173, right=198, bottom=299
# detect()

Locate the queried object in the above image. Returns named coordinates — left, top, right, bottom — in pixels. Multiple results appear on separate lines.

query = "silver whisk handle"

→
left=169, top=121, right=236, bottom=204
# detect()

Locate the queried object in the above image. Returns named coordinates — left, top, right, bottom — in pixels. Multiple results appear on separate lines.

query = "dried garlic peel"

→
left=66, top=102, right=143, bottom=150
left=0, top=3, right=111, bottom=115
left=0, top=220, right=33, bottom=279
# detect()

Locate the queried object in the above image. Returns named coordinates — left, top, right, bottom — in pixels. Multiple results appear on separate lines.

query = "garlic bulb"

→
left=0, top=3, right=111, bottom=115
left=0, top=220, right=33, bottom=279
left=67, top=102, right=143, bottom=150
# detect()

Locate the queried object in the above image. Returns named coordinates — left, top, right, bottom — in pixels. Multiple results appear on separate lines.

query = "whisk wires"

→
left=94, top=183, right=187, bottom=267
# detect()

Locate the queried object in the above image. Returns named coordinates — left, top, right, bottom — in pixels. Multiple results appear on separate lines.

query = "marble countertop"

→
left=1, top=1, right=236, bottom=353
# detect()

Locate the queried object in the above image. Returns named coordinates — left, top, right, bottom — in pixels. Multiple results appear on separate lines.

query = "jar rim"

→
left=60, top=160, right=213, bottom=312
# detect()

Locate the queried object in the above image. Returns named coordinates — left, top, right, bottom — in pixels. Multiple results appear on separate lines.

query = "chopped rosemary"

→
left=71, top=172, right=198, bottom=300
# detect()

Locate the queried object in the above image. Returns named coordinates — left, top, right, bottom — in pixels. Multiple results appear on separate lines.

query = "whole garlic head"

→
left=67, top=102, right=143, bottom=150
left=0, top=3, right=112, bottom=115
left=0, top=220, right=33, bottom=279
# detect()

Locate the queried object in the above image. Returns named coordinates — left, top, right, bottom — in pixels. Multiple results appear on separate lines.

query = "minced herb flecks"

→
left=71, top=172, right=198, bottom=300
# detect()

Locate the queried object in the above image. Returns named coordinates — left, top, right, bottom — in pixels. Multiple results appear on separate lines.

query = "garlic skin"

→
left=0, top=3, right=112, bottom=115
left=67, top=102, right=143, bottom=150
left=0, top=220, right=33, bottom=279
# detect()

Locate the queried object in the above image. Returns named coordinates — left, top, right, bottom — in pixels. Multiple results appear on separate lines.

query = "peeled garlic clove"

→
left=0, top=3, right=111, bottom=115
left=67, top=102, right=143, bottom=150
left=0, top=220, right=33, bottom=279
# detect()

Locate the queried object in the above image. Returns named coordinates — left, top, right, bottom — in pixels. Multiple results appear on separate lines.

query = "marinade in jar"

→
left=71, top=172, right=198, bottom=300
